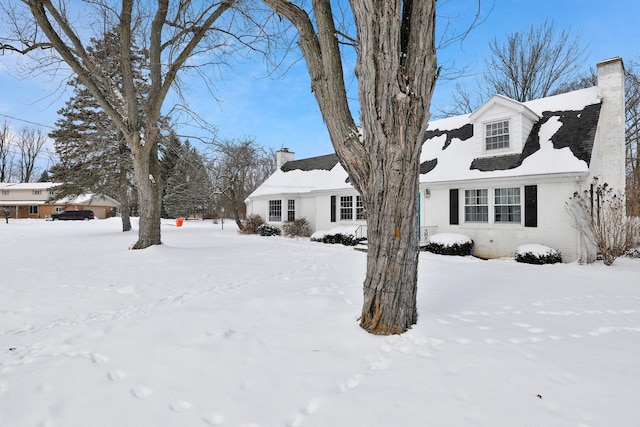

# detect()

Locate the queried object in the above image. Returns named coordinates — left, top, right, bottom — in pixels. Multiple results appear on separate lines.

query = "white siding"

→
left=422, top=176, right=587, bottom=262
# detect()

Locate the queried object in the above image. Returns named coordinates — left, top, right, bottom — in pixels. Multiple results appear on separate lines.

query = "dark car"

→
left=48, top=210, right=95, bottom=221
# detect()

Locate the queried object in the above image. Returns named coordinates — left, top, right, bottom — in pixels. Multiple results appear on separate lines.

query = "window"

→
left=485, top=120, right=509, bottom=150
left=340, top=196, right=353, bottom=220
left=465, top=189, right=488, bottom=222
left=494, top=188, right=521, bottom=223
left=32, top=190, right=42, bottom=195
left=356, top=196, right=365, bottom=220
left=29, top=205, right=39, bottom=215
left=268, top=200, right=282, bottom=222
left=287, top=199, right=295, bottom=222
left=1, top=190, right=8, bottom=196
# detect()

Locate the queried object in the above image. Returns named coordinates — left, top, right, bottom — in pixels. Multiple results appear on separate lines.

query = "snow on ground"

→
left=1, top=218, right=639, bottom=427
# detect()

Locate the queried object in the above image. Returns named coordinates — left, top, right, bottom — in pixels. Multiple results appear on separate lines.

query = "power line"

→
left=0, top=113, right=55, bottom=129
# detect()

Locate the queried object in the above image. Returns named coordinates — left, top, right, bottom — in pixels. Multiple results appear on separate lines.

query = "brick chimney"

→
left=276, top=148, right=295, bottom=169
left=593, top=57, right=625, bottom=191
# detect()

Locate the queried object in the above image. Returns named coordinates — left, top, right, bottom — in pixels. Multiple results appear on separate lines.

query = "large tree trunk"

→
left=262, top=0, right=437, bottom=334
left=353, top=2, right=435, bottom=334
left=359, top=145, right=422, bottom=334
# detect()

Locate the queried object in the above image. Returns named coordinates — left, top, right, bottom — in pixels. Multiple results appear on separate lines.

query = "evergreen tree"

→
left=159, top=129, right=183, bottom=218
left=49, top=29, right=147, bottom=231
left=163, top=141, right=212, bottom=219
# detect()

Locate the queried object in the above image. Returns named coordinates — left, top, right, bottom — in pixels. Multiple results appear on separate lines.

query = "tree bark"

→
left=18, top=0, right=235, bottom=249
left=262, top=0, right=437, bottom=334
left=129, top=135, right=163, bottom=248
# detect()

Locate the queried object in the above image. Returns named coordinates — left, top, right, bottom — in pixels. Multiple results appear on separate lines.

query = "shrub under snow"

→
left=424, top=233, right=473, bottom=256
left=625, top=247, right=640, bottom=259
left=515, top=244, right=562, bottom=265
left=257, top=223, right=281, bottom=236
left=311, top=226, right=365, bottom=247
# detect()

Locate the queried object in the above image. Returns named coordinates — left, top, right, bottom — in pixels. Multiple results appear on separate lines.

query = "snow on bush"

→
left=625, top=247, right=640, bottom=259
left=515, top=244, right=562, bottom=265
left=424, top=233, right=473, bottom=256
left=257, top=223, right=281, bottom=236
left=311, top=226, right=365, bottom=246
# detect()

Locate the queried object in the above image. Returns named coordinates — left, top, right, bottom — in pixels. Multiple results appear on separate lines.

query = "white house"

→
left=246, top=58, right=626, bottom=262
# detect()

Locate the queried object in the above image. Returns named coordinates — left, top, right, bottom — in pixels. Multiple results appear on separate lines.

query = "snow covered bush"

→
left=240, top=214, right=265, bottom=234
left=625, top=247, right=640, bottom=258
left=258, top=224, right=281, bottom=236
left=424, top=233, right=473, bottom=256
left=311, top=233, right=363, bottom=246
left=515, top=244, right=562, bottom=265
left=311, top=226, right=365, bottom=246
left=283, top=218, right=311, bottom=237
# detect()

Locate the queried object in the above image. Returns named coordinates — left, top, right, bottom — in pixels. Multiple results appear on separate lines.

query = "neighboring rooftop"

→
left=281, top=153, right=340, bottom=172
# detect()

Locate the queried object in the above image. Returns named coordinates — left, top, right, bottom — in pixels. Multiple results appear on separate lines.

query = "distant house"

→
left=246, top=58, right=626, bottom=262
left=0, top=182, right=121, bottom=219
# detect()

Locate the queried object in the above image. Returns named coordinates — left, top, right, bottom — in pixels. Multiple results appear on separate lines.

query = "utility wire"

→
left=0, top=113, right=55, bottom=129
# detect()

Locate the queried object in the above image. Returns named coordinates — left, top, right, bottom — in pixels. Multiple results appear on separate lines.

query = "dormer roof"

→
left=469, top=94, right=541, bottom=123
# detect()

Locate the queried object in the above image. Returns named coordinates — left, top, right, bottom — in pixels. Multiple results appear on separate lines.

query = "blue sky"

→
left=0, top=0, right=638, bottom=166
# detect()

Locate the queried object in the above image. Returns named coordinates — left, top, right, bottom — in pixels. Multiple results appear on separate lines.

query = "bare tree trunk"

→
left=8, top=0, right=235, bottom=249
left=262, top=1, right=437, bottom=334
left=119, top=194, right=132, bottom=232
left=360, top=162, right=420, bottom=333
left=130, top=136, right=162, bottom=248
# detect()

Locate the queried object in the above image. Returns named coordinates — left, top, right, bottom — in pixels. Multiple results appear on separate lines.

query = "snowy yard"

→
left=1, top=218, right=639, bottom=427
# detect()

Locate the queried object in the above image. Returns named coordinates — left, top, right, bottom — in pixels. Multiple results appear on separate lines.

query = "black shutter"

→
left=330, top=196, right=336, bottom=222
left=524, top=185, right=537, bottom=227
left=449, top=189, right=459, bottom=225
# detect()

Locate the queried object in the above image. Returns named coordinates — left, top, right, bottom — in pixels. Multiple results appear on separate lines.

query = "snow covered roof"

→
left=249, top=87, right=602, bottom=199
left=54, top=193, right=121, bottom=207
left=421, top=87, right=601, bottom=183
left=248, top=158, right=352, bottom=198
left=281, top=153, right=340, bottom=172
left=0, top=182, right=60, bottom=190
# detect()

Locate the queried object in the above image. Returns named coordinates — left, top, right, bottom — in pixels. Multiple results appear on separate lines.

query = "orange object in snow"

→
left=176, top=217, right=184, bottom=227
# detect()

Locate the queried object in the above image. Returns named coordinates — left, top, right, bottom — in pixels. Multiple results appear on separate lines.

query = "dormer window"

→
left=485, top=120, right=510, bottom=150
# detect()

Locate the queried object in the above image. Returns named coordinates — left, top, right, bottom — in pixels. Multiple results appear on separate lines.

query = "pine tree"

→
left=163, top=141, right=212, bottom=219
left=159, top=130, right=183, bottom=218
left=49, top=29, right=147, bottom=231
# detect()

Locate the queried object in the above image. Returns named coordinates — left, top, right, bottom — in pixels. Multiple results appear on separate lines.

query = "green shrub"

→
left=311, top=233, right=364, bottom=246
left=515, top=245, right=562, bottom=265
left=283, top=218, right=311, bottom=237
left=258, top=223, right=281, bottom=236
left=424, top=241, right=473, bottom=256
left=423, top=233, right=473, bottom=256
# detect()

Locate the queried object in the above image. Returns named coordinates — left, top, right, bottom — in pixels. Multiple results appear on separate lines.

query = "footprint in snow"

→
left=203, top=413, right=224, bottom=425
left=131, top=385, right=154, bottom=399
left=304, top=398, right=323, bottom=415
left=107, top=370, right=127, bottom=381
left=89, top=353, right=109, bottom=364
left=169, top=401, right=192, bottom=412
